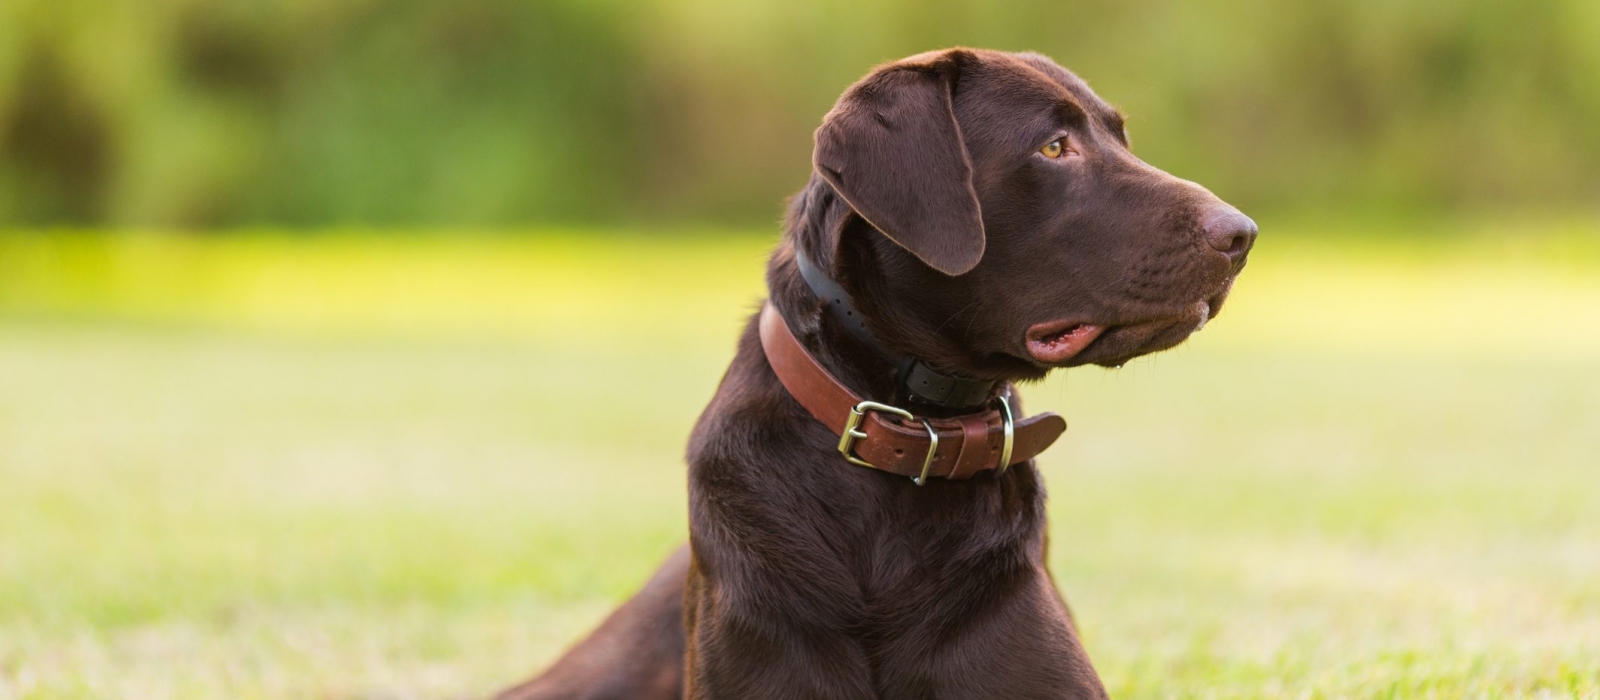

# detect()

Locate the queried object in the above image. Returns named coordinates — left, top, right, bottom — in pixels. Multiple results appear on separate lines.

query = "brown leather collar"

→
left=759, top=302, right=1067, bottom=482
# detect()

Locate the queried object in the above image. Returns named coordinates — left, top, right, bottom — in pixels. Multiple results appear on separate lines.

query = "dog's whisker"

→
left=936, top=300, right=980, bottom=334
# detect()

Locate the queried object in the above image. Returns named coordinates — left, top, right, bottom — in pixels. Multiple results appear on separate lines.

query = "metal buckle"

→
left=993, top=394, right=1016, bottom=476
left=838, top=400, right=940, bottom=486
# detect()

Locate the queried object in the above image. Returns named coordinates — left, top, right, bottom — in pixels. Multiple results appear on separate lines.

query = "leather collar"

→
left=795, top=250, right=997, bottom=409
left=760, top=302, right=1067, bottom=482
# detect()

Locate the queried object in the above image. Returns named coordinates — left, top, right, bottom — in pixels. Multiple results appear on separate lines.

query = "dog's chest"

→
left=832, top=480, right=1049, bottom=619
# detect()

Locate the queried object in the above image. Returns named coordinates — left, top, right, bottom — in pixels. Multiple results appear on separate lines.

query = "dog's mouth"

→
left=1025, top=294, right=1226, bottom=369
left=1024, top=320, right=1107, bottom=364
left=1088, top=300, right=1216, bottom=367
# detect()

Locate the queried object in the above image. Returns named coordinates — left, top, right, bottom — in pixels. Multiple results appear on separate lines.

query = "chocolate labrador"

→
left=496, top=47, right=1255, bottom=700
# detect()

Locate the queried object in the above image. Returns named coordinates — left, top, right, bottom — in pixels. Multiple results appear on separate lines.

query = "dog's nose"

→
left=1201, top=207, right=1257, bottom=266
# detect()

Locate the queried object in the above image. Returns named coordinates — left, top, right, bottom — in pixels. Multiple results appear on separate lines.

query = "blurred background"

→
left=1, top=1, right=1597, bottom=698
left=4, top=0, right=1600, bottom=226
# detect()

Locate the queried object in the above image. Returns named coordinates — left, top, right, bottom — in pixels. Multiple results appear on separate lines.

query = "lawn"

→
left=1, top=222, right=1598, bottom=699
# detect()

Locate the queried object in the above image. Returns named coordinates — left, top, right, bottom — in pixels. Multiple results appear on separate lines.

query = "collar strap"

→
left=795, top=250, right=997, bottom=409
left=759, top=302, right=1067, bottom=482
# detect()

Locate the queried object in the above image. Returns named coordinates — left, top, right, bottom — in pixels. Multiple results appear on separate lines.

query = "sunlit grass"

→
left=1, top=222, right=1598, bottom=698
left=4, top=220, right=1599, bottom=356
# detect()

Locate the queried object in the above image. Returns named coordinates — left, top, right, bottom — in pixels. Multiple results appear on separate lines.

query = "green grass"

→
left=1, top=223, right=1599, bottom=699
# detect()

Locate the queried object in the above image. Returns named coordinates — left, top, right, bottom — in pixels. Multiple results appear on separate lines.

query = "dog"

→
left=496, top=47, right=1255, bottom=700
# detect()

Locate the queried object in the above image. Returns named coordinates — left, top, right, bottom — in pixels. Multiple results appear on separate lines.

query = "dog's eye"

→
left=1040, top=138, right=1070, bottom=159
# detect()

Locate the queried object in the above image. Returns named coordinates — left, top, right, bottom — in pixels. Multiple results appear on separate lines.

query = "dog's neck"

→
left=766, top=178, right=1000, bottom=418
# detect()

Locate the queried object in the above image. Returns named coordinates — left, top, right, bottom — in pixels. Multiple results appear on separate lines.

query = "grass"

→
left=1, top=221, right=1598, bottom=699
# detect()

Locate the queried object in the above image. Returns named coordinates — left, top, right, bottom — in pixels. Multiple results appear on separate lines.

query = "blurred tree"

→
left=0, top=0, right=1595, bottom=228
left=1, top=47, right=113, bottom=222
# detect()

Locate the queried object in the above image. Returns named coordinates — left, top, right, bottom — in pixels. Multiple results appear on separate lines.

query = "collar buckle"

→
left=838, top=400, right=940, bottom=485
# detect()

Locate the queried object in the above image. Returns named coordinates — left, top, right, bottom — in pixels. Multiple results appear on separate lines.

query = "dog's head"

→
left=800, top=48, right=1255, bottom=380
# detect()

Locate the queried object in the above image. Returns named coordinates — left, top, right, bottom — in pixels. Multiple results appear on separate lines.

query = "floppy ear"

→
left=813, top=51, right=985, bottom=276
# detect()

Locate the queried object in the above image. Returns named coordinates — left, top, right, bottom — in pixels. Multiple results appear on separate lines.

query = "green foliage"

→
left=2, top=0, right=1598, bottom=227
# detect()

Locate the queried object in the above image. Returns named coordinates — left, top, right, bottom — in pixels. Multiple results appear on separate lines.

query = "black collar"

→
left=795, top=249, right=997, bottom=410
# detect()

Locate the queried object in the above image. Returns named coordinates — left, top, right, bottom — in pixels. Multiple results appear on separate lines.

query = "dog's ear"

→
left=813, top=50, right=984, bottom=276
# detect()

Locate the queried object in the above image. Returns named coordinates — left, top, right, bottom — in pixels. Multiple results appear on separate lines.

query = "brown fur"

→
left=497, top=48, right=1255, bottom=700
